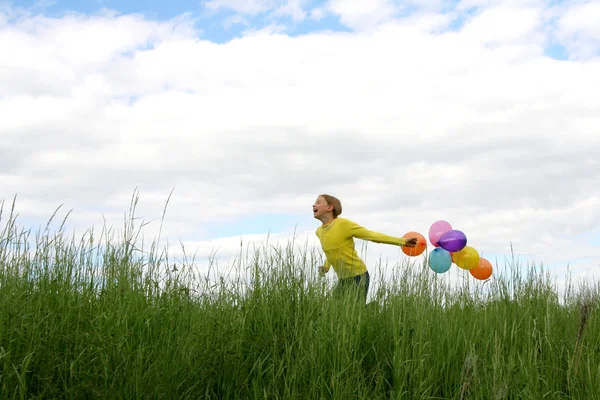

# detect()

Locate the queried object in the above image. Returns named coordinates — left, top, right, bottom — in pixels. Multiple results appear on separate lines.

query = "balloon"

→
left=470, top=257, right=493, bottom=280
left=438, top=230, right=467, bottom=253
left=428, top=220, right=452, bottom=247
left=428, top=247, right=452, bottom=273
left=402, top=231, right=427, bottom=257
left=453, top=246, right=480, bottom=270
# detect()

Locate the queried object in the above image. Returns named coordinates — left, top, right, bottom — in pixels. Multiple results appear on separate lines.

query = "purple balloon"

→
left=438, top=230, right=467, bottom=253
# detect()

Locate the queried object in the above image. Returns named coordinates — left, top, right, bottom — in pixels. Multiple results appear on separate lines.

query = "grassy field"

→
left=0, top=198, right=598, bottom=399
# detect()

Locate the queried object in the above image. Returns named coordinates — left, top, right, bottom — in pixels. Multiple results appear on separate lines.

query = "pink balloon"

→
left=428, top=220, right=452, bottom=247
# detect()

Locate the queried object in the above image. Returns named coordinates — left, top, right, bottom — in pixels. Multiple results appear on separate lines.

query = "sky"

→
left=1, top=0, right=599, bottom=294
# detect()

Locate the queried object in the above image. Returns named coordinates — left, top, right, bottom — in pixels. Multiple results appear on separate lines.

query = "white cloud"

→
left=273, top=0, right=308, bottom=21
left=325, top=0, right=399, bottom=30
left=556, top=1, right=600, bottom=59
left=309, top=7, right=326, bottom=20
left=1, top=3, right=599, bottom=297
left=222, top=13, right=250, bottom=29
left=203, top=0, right=278, bottom=16
left=202, top=0, right=310, bottom=23
left=457, top=0, right=544, bottom=10
left=459, top=5, right=544, bottom=47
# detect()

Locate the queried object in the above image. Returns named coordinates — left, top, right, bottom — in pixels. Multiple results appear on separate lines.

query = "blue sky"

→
left=21, top=0, right=575, bottom=243
left=1, top=0, right=599, bottom=284
left=4, top=0, right=329, bottom=239
left=6, top=0, right=353, bottom=43
left=5, top=0, right=575, bottom=60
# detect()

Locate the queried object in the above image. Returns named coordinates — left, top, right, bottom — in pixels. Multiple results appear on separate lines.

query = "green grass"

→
left=0, top=196, right=598, bottom=399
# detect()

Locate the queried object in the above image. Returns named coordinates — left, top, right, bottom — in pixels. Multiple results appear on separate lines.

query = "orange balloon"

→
left=469, top=257, right=493, bottom=280
left=402, top=231, right=427, bottom=256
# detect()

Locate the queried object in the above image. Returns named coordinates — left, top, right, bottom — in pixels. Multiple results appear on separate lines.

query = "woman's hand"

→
left=318, top=265, right=328, bottom=276
left=403, top=237, right=418, bottom=247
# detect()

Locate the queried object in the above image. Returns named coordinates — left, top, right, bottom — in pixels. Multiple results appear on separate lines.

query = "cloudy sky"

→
left=1, top=0, right=599, bottom=290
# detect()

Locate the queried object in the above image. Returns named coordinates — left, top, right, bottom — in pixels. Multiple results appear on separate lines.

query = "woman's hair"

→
left=320, top=194, right=342, bottom=218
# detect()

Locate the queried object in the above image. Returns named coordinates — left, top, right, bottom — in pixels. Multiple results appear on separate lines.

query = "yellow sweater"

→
left=315, top=217, right=407, bottom=279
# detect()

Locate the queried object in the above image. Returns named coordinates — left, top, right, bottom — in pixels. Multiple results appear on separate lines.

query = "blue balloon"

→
left=428, top=247, right=452, bottom=273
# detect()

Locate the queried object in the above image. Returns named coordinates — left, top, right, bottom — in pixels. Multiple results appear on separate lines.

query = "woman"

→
left=313, top=194, right=417, bottom=302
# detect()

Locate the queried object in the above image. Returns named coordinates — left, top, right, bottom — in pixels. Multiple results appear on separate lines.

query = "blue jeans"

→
left=333, top=271, right=370, bottom=303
